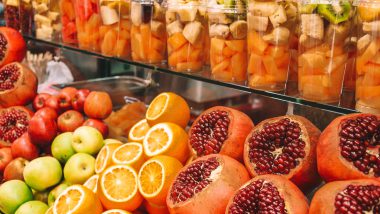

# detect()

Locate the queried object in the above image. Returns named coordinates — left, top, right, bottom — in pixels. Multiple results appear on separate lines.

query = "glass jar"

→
left=33, top=0, right=61, bottom=40
left=247, top=0, right=296, bottom=91
left=208, top=1, right=248, bottom=83
left=166, top=1, right=207, bottom=72
left=130, top=0, right=166, bottom=64
left=20, top=0, right=33, bottom=34
left=298, top=0, right=354, bottom=103
left=74, top=0, right=102, bottom=51
left=355, top=0, right=380, bottom=113
left=4, top=0, right=21, bottom=30
left=59, top=0, right=77, bottom=44
left=99, top=0, right=131, bottom=58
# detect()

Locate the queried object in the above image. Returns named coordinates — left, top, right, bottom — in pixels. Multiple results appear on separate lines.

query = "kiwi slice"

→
left=317, top=2, right=351, bottom=24
left=299, top=4, right=317, bottom=14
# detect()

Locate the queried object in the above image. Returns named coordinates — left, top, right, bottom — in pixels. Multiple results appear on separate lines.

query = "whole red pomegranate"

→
left=11, top=133, right=39, bottom=160
left=28, top=115, right=58, bottom=147
left=84, top=91, right=113, bottom=119
left=0, top=62, right=37, bottom=107
left=243, top=115, right=321, bottom=191
left=318, top=113, right=380, bottom=181
left=34, top=107, right=58, bottom=121
left=226, top=175, right=309, bottom=214
left=188, top=106, right=254, bottom=161
left=44, top=96, right=60, bottom=113
left=32, top=93, right=52, bottom=111
left=0, top=106, right=33, bottom=147
left=309, top=179, right=380, bottom=213
left=0, top=27, right=26, bottom=68
left=166, top=154, right=250, bottom=214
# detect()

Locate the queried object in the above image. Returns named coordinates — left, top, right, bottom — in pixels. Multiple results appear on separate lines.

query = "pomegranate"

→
left=243, top=115, right=321, bottom=191
left=28, top=115, right=58, bottom=147
left=0, top=27, right=26, bottom=68
left=166, top=154, right=250, bottom=214
left=84, top=91, right=113, bottom=119
left=226, top=175, right=309, bottom=214
left=0, top=62, right=37, bottom=107
left=0, top=106, right=33, bottom=147
left=318, top=113, right=380, bottom=181
left=309, top=179, right=380, bottom=213
left=188, top=106, right=254, bottom=161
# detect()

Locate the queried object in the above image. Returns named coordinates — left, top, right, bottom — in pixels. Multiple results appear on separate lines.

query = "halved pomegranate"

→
left=226, top=175, right=309, bottom=214
left=188, top=106, right=254, bottom=161
left=318, top=113, right=380, bottom=181
left=0, top=27, right=26, bottom=68
left=0, top=106, right=33, bottom=146
left=0, top=62, right=37, bottom=107
left=309, top=179, right=380, bottom=213
left=166, top=154, right=250, bottom=214
left=243, top=115, right=321, bottom=191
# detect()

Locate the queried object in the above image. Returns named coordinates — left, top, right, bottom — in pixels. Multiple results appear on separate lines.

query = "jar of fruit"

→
left=207, top=0, right=248, bottom=83
left=4, top=0, right=21, bottom=30
left=298, top=0, right=354, bottom=103
left=130, top=0, right=166, bottom=64
left=355, top=0, right=380, bottom=113
left=20, top=0, right=33, bottom=35
left=247, top=0, right=297, bottom=91
left=5, top=0, right=33, bottom=34
left=166, top=0, right=207, bottom=72
left=32, top=0, right=61, bottom=40
left=74, top=0, right=102, bottom=51
left=99, top=0, right=131, bottom=58
left=59, top=0, right=77, bottom=44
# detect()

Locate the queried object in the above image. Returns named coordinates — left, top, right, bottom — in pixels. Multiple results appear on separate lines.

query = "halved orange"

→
left=111, top=142, right=146, bottom=171
left=102, top=209, right=132, bottom=214
left=83, top=174, right=99, bottom=193
left=95, top=142, right=122, bottom=174
left=146, top=92, right=190, bottom=128
left=98, top=165, right=143, bottom=211
left=53, top=185, right=103, bottom=214
left=46, top=207, right=53, bottom=214
left=138, top=155, right=183, bottom=206
left=128, top=119, right=150, bottom=143
left=143, top=122, right=189, bottom=163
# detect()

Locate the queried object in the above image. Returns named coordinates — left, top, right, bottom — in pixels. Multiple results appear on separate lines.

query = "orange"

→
left=143, top=122, right=189, bottom=163
left=83, top=174, right=99, bottom=193
left=128, top=119, right=150, bottom=143
left=138, top=155, right=183, bottom=206
left=53, top=185, right=103, bottom=214
left=46, top=207, right=53, bottom=214
left=98, top=165, right=143, bottom=211
left=104, top=139, right=124, bottom=145
left=145, top=92, right=190, bottom=128
left=95, top=142, right=122, bottom=174
left=144, top=200, right=170, bottom=214
left=111, top=142, right=146, bottom=171
left=102, top=209, right=132, bottom=214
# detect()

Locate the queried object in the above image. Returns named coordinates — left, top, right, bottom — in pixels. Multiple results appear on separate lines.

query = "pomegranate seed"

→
left=0, top=108, right=29, bottom=143
left=0, top=33, right=6, bottom=62
left=0, top=63, right=20, bottom=90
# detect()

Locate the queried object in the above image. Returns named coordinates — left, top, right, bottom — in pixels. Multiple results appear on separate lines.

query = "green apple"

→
left=23, top=157, right=63, bottom=191
left=15, top=201, right=48, bottom=214
left=64, top=153, right=95, bottom=184
left=47, top=182, right=69, bottom=206
left=72, top=126, right=104, bottom=155
left=0, top=180, right=33, bottom=214
left=51, top=132, right=76, bottom=164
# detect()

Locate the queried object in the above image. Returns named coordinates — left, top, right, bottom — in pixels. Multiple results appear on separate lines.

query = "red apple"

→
left=34, top=107, right=58, bottom=121
left=32, top=93, right=52, bottom=111
left=84, top=91, right=113, bottom=119
left=83, top=119, right=109, bottom=138
left=11, top=134, right=39, bottom=161
left=3, top=157, right=29, bottom=181
left=57, top=110, right=85, bottom=132
left=58, top=87, right=77, bottom=112
left=0, top=147, right=13, bottom=172
left=71, top=89, right=90, bottom=112
left=28, top=115, right=58, bottom=147
left=45, top=96, right=60, bottom=113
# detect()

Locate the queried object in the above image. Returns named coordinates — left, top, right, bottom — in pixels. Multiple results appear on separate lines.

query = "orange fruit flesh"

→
left=55, top=188, right=82, bottom=213
left=129, top=120, right=150, bottom=141
left=147, top=95, right=166, bottom=120
left=103, top=167, right=136, bottom=200
left=139, top=161, right=163, bottom=195
left=146, top=128, right=169, bottom=153
left=113, top=143, right=142, bottom=163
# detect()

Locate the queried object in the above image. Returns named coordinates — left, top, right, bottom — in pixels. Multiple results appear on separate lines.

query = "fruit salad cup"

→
left=59, top=0, right=77, bottom=44
left=355, top=0, right=380, bottom=113
left=247, top=0, right=297, bottom=91
left=99, top=0, right=131, bottom=58
left=130, top=0, right=166, bottom=64
left=208, top=0, right=248, bottom=83
left=166, top=1, right=207, bottom=72
left=33, top=0, right=61, bottom=40
left=298, top=0, right=353, bottom=103
left=74, top=0, right=102, bottom=51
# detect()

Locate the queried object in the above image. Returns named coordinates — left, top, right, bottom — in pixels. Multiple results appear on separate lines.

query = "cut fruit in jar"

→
left=128, top=119, right=150, bottom=143
left=358, top=6, right=380, bottom=22
left=112, top=142, right=146, bottom=171
left=53, top=185, right=103, bottom=214
left=137, top=155, right=183, bottom=206
left=83, top=174, right=99, bottom=193
left=95, top=142, right=121, bottom=174
left=98, top=165, right=143, bottom=211
left=146, top=92, right=190, bottom=128
left=143, top=122, right=189, bottom=164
